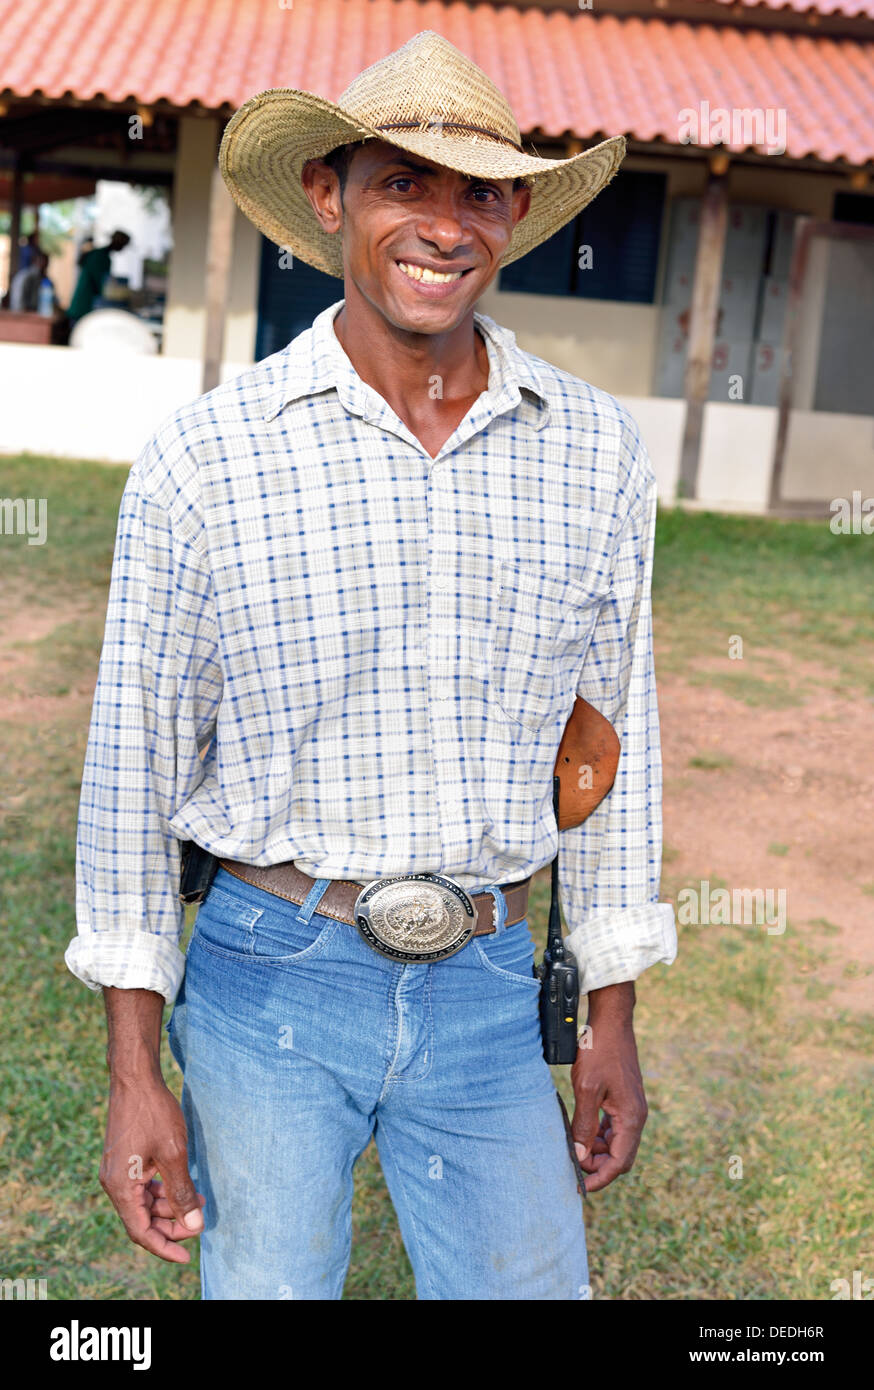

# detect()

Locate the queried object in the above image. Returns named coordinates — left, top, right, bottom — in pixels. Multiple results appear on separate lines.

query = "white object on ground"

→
left=69, top=308, right=158, bottom=355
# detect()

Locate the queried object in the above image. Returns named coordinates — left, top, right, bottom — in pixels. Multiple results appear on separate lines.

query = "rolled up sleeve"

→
left=559, top=431, right=677, bottom=994
left=65, top=447, right=221, bottom=1004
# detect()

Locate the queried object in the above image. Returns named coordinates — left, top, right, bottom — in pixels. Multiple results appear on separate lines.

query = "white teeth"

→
left=398, top=261, right=464, bottom=284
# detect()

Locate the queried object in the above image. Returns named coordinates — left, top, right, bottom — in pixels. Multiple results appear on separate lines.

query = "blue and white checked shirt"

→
left=66, top=298, right=677, bottom=1004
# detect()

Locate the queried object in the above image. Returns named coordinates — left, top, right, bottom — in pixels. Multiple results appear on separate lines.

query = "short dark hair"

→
left=321, top=141, right=528, bottom=198
left=321, top=142, right=359, bottom=195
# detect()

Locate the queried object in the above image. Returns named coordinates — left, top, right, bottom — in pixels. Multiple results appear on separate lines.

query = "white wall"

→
left=7, top=344, right=865, bottom=515
left=617, top=396, right=685, bottom=502
left=0, top=344, right=250, bottom=464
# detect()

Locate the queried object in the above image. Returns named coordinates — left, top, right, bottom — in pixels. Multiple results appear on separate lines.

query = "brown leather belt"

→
left=216, top=858, right=531, bottom=935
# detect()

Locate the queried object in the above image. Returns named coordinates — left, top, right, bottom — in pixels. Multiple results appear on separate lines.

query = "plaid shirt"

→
left=66, top=299, right=677, bottom=1004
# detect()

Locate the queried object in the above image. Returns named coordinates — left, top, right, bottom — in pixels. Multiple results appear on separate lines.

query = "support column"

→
left=163, top=115, right=218, bottom=360
left=678, top=163, right=729, bottom=498
left=202, top=147, right=235, bottom=393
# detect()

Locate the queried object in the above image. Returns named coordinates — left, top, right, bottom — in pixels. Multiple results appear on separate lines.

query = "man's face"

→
left=303, top=140, right=531, bottom=335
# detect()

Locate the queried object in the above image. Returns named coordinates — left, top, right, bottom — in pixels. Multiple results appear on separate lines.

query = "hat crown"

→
left=337, top=30, right=522, bottom=150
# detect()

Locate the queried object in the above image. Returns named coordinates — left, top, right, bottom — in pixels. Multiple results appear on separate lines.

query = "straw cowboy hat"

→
left=219, top=29, right=626, bottom=279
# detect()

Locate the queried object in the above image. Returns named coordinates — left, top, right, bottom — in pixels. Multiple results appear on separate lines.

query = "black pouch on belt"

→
left=536, top=776, right=581, bottom=1065
left=178, top=839, right=220, bottom=904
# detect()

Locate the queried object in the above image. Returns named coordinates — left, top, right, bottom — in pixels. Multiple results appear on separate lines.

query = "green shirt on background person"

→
left=66, top=230, right=131, bottom=324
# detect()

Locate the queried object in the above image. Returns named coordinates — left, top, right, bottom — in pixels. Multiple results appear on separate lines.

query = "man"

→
left=67, top=31, right=677, bottom=1299
left=9, top=249, right=53, bottom=312
left=66, top=228, right=130, bottom=324
left=17, top=230, right=41, bottom=272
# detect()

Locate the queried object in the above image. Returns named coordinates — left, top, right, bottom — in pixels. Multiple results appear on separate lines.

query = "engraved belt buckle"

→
left=353, top=872, right=478, bottom=963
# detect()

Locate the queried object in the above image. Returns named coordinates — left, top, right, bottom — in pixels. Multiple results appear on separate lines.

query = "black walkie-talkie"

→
left=536, top=775, right=580, bottom=1065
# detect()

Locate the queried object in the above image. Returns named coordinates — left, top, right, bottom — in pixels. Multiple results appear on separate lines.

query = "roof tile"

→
left=1, top=0, right=872, bottom=164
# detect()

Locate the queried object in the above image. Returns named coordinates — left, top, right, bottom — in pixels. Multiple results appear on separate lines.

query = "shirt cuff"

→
left=564, top=902, right=677, bottom=994
left=65, top=931, right=187, bottom=1005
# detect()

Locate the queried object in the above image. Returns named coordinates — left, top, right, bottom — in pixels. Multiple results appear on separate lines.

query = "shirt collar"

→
left=263, top=298, right=550, bottom=431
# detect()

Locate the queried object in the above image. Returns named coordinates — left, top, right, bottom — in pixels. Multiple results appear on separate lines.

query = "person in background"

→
left=18, top=230, right=41, bottom=272
left=67, top=229, right=131, bottom=325
left=9, top=249, right=54, bottom=313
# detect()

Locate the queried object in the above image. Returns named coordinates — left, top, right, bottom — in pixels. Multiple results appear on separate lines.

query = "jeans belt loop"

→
left=295, top=876, right=333, bottom=925
left=480, top=884, right=508, bottom=935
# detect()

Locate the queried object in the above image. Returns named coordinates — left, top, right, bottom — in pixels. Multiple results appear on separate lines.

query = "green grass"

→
left=652, top=505, right=874, bottom=700
left=688, top=753, right=735, bottom=771
left=1, top=457, right=872, bottom=1301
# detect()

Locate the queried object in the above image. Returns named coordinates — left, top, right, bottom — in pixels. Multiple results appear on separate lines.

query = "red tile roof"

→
left=2, top=0, right=872, bottom=165
left=685, top=0, right=874, bottom=16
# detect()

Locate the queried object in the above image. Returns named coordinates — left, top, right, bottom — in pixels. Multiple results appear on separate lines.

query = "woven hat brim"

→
left=219, top=89, right=626, bottom=279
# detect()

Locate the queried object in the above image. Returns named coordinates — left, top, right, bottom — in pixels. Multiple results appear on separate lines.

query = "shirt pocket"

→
left=489, top=560, right=610, bottom=733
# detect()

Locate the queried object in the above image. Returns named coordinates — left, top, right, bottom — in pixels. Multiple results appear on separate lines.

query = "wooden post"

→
left=6, top=155, right=24, bottom=296
left=201, top=142, right=235, bottom=395
left=678, top=167, right=729, bottom=499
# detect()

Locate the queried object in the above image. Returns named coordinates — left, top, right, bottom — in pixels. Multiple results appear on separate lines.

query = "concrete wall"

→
left=477, top=284, right=658, bottom=397
left=2, top=340, right=869, bottom=511
left=0, top=339, right=757, bottom=513
left=782, top=411, right=874, bottom=501
left=0, top=344, right=250, bottom=464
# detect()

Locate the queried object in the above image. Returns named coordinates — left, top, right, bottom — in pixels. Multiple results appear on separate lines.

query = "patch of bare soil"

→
left=0, top=598, right=97, bottom=723
left=658, top=651, right=874, bottom=1014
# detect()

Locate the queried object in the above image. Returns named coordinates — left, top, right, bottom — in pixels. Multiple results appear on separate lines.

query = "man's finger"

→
left=149, top=1191, right=206, bottom=1223
left=583, top=1115, right=644, bottom=1193
left=111, top=1183, right=194, bottom=1263
left=582, top=1153, right=624, bottom=1193
left=571, top=1090, right=603, bottom=1164
left=156, top=1149, right=204, bottom=1232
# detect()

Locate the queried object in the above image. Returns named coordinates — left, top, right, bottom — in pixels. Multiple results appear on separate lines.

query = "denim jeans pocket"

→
left=193, top=881, right=339, bottom=964
left=473, top=919, right=542, bottom=988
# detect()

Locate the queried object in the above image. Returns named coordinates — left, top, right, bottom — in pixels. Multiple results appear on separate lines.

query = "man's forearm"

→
left=586, top=979, right=636, bottom=1029
left=104, top=987, right=165, bottom=1083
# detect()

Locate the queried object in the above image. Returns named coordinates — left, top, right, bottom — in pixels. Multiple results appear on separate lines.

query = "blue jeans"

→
left=167, top=865, right=588, bottom=1299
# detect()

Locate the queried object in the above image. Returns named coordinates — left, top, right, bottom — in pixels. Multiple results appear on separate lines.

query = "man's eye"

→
left=470, top=185, right=500, bottom=202
left=388, top=177, right=416, bottom=192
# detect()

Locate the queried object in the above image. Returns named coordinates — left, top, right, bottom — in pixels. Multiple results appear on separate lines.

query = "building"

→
left=1, top=0, right=873, bottom=514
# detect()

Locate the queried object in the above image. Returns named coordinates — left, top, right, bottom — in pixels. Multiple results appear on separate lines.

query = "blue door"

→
left=255, top=237, right=341, bottom=359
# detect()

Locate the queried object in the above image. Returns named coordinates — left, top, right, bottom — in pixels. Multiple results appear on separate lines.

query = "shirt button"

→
left=433, top=574, right=451, bottom=590
left=434, top=684, right=451, bottom=700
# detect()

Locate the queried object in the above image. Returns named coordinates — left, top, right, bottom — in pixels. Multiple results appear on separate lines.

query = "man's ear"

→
left=301, top=159, right=344, bottom=234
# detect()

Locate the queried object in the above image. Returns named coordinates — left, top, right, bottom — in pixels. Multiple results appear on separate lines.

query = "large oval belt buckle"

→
left=353, top=872, right=478, bottom=963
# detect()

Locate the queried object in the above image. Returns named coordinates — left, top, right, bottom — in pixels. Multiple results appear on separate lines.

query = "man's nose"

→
left=413, top=193, right=474, bottom=253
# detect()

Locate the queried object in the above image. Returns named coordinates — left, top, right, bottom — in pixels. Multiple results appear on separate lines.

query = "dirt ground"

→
left=2, top=601, right=871, bottom=1012
left=657, top=654, right=874, bottom=1014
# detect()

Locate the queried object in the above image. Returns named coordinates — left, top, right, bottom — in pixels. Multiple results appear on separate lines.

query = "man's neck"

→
left=331, top=287, right=490, bottom=442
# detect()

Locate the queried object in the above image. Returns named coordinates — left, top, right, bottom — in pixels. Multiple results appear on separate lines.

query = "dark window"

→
left=499, top=170, right=666, bottom=304
left=833, top=192, right=874, bottom=227
left=255, top=239, right=340, bottom=359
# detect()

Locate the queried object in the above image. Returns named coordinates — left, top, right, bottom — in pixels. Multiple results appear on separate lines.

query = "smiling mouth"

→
left=396, top=260, right=472, bottom=284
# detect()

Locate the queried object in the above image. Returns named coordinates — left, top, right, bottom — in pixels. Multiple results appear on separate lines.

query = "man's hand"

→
left=570, top=980, right=648, bottom=1194
left=101, top=1074, right=205, bottom=1263
left=100, top=986, right=205, bottom=1263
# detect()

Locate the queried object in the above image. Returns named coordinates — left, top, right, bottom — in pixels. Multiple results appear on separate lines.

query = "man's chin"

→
left=380, top=285, right=482, bottom=336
